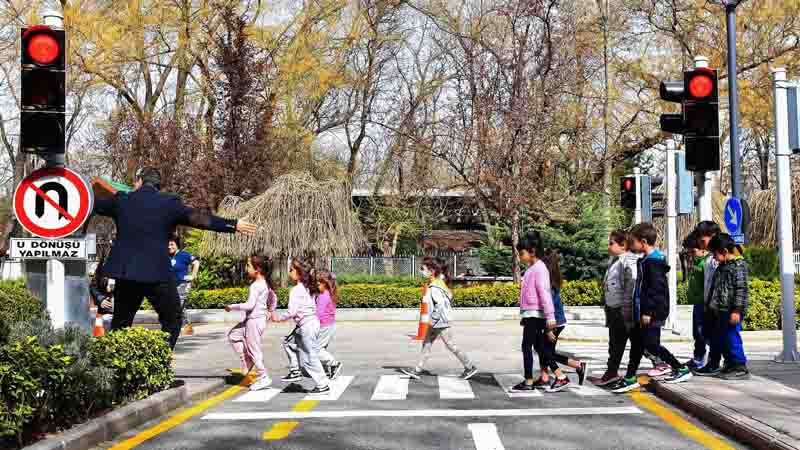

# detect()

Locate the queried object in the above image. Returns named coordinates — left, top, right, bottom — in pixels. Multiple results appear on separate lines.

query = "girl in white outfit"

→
left=273, top=258, right=331, bottom=394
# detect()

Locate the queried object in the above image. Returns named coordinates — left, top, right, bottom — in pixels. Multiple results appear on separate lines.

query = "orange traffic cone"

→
left=410, top=285, right=431, bottom=341
left=93, top=312, right=105, bottom=337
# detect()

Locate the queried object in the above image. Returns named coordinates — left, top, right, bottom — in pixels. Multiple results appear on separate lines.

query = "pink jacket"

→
left=519, top=260, right=555, bottom=321
left=229, top=279, right=277, bottom=320
left=316, top=291, right=336, bottom=327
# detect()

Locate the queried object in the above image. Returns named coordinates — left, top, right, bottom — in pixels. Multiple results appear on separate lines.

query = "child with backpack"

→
left=402, top=257, right=478, bottom=381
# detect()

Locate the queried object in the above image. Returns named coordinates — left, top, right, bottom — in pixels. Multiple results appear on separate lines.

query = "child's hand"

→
left=224, top=305, right=232, bottom=312
left=546, top=319, right=557, bottom=329
left=100, top=299, right=113, bottom=310
left=546, top=330, right=557, bottom=342
left=730, top=311, right=741, bottom=325
left=641, top=315, right=651, bottom=327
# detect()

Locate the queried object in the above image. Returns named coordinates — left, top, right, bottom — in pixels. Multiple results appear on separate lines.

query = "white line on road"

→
left=305, top=376, right=354, bottom=401
left=570, top=384, right=611, bottom=396
left=468, top=423, right=506, bottom=450
left=371, top=375, right=410, bottom=400
left=233, top=388, right=282, bottom=403
left=493, top=374, right=542, bottom=398
left=201, top=407, right=642, bottom=420
left=438, top=375, right=475, bottom=399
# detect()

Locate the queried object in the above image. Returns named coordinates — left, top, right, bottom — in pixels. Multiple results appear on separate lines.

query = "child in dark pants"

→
left=683, top=231, right=709, bottom=370
left=613, top=223, right=691, bottom=393
left=705, top=233, right=750, bottom=379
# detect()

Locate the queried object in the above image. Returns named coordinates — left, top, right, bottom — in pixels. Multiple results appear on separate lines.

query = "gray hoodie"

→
left=602, top=252, right=639, bottom=309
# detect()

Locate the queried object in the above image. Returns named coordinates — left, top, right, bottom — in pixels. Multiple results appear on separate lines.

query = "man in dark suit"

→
left=93, top=167, right=255, bottom=348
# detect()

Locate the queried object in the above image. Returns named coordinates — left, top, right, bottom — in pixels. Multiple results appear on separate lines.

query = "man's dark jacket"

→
left=93, top=185, right=236, bottom=283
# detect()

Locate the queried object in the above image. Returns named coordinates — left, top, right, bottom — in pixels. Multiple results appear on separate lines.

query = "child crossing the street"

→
left=612, top=223, right=692, bottom=393
left=683, top=231, right=709, bottom=371
left=705, top=233, right=750, bottom=379
left=402, top=257, right=478, bottom=381
left=274, top=258, right=331, bottom=394
left=316, top=270, right=342, bottom=379
left=596, top=229, right=639, bottom=387
left=224, top=255, right=277, bottom=391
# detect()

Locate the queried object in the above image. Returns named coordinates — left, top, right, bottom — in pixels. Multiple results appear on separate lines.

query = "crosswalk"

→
left=232, top=372, right=620, bottom=405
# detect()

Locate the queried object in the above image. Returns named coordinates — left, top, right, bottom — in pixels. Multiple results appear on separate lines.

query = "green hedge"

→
left=0, top=280, right=47, bottom=344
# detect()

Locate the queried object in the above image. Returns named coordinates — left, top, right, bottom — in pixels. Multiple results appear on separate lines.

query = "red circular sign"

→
left=13, top=167, right=93, bottom=239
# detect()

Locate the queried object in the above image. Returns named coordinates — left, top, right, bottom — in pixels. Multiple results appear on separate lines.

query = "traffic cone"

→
left=93, top=312, right=105, bottom=337
left=410, top=285, right=431, bottom=341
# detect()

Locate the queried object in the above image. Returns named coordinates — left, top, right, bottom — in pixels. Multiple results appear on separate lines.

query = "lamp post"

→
left=720, top=0, right=744, bottom=200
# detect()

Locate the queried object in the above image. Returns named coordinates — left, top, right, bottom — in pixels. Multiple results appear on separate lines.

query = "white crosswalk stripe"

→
left=233, top=388, right=282, bottom=403
left=371, top=375, right=410, bottom=400
left=305, top=376, right=354, bottom=401
left=468, top=423, right=506, bottom=450
left=569, top=383, right=611, bottom=396
left=438, top=375, right=476, bottom=399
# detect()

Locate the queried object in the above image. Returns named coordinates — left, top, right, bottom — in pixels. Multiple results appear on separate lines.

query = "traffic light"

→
left=620, top=176, right=636, bottom=209
left=20, top=25, right=66, bottom=155
left=640, top=175, right=664, bottom=221
left=659, top=68, right=720, bottom=172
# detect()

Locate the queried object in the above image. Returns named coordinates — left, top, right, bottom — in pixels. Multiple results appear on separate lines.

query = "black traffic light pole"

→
left=723, top=0, right=743, bottom=200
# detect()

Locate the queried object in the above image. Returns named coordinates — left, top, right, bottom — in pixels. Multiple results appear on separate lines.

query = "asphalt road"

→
left=94, top=322, right=754, bottom=450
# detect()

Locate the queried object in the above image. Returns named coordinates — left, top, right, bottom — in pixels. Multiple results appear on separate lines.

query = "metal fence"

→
left=330, top=254, right=484, bottom=278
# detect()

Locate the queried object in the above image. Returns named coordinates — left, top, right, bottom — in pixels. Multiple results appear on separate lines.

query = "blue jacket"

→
left=552, top=288, right=567, bottom=326
left=93, top=185, right=237, bottom=283
left=633, top=249, right=670, bottom=324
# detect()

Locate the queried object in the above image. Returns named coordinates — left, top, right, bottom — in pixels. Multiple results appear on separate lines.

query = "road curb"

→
left=23, top=379, right=226, bottom=450
left=647, top=380, right=800, bottom=450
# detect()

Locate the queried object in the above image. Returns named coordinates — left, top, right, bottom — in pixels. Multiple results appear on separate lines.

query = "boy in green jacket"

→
left=683, top=231, right=708, bottom=370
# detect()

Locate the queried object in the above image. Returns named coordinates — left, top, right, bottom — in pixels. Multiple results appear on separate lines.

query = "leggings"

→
left=521, top=317, right=546, bottom=380
left=539, top=326, right=569, bottom=372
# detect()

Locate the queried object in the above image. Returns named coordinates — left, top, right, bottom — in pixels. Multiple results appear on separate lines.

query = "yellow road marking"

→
left=630, top=390, right=735, bottom=450
left=262, top=399, right=320, bottom=440
left=109, top=379, right=250, bottom=450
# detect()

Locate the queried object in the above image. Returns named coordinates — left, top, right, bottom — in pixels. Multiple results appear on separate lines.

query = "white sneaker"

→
left=250, top=376, right=273, bottom=391
left=648, top=364, right=672, bottom=379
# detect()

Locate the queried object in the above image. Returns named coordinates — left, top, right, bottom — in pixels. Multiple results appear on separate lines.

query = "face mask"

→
left=420, top=268, right=431, bottom=278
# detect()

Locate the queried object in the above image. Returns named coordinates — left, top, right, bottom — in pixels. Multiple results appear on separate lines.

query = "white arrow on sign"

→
left=727, top=205, right=738, bottom=226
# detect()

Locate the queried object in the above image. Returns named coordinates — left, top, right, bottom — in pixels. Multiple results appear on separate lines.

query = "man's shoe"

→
left=281, top=370, right=303, bottom=382
left=611, top=376, right=640, bottom=394
left=717, top=365, right=750, bottom=380
left=250, top=376, right=273, bottom=391
left=400, top=367, right=422, bottom=380
left=594, top=371, right=621, bottom=387
left=576, top=362, right=589, bottom=386
left=663, top=367, right=693, bottom=384
left=546, top=377, right=571, bottom=393
left=648, top=363, right=672, bottom=379
left=308, top=385, right=331, bottom=395
left=461, top=366, right=479, bottom=380
left=694, top=365, right=721, bottom=376
left=511, top=381, right=537, bottom=392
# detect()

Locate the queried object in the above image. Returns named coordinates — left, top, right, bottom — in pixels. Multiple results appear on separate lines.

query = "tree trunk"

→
left=511, top=211, right=520, bottom=283
left=758, top=139, right=769, bottom=190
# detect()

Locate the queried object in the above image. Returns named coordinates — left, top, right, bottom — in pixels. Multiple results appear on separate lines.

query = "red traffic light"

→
left=22, top=26, right=62, bottom=67
left=623, top=178, right=634, bottom=191
left=688, top=68, right=715, bottom=99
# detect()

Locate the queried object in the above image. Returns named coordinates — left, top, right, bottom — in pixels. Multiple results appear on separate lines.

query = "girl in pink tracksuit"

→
left=225, top=255, right=277, bottom=392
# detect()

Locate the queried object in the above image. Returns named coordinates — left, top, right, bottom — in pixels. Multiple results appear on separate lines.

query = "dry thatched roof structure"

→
left=199, top=173, right=365, bottom=258
left=422, top=230, right=487, bottom=252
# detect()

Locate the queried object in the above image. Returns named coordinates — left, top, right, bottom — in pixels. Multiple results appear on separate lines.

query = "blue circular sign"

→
left=724, top=197, right=743, bottom=235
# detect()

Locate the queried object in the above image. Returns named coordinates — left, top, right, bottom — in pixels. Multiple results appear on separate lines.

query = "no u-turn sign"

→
left=13, top=167, right=93, bottom=239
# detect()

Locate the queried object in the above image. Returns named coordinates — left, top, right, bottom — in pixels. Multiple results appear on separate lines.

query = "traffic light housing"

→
left=641, top=175, right=664, bottom=221
left=620, top=176, right=636, bottom=209
left=659, top=68, right=720, bottom=172
left=20, top=25, right=66, bottom=155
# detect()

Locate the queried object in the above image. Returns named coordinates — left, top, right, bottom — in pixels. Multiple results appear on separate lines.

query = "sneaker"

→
left=281, top=370, right=303, bottom=382
left=648, top=363, right=672, bottom=379
left=546, top=377, right=571, bottom=393
left=531, top=378, right=551, bottom=389
left=686, top=358, right=705, bottom=370
left=400, top=367, right=422, bottom=380
left=576, top=362, right=589, bottom=386
left=250, top=376, right=273, bottom=391
left=461, top=366, right=478, bottom=380
left=663, top=367, right=693, bottom=384
left=329, top=362, right=343, bottom=380
left=511, top=381, right=537, bottom=392
left=717, top=365, right=750, bottom=380
left=694, top=365, right=721, bottom=376
left=308, top=385, right=331, bottom=395
left=719, top=364, right=736, bottom=374
left=594, top=371, right=621, bottom=387
left=611, top=376, right=640, bottom=394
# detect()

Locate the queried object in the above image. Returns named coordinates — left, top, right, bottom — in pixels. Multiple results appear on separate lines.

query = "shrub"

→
left=335, top=274, right=423, bottom=287
left=89, top=328, right=174, bottom=404
left=745, top=246, right=779, bottom=280
left=560, top=281, right=602, bottom=306
left=0, top=280, right=47, bottom=344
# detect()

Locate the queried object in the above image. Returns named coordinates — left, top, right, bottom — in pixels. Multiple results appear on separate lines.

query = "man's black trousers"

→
left=111, top=278, right=182, bottom=349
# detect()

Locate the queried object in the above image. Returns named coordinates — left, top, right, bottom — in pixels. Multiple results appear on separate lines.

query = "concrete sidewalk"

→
left=650, top=361, right=800, bottom=450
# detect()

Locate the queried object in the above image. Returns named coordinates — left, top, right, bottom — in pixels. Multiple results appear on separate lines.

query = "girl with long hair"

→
left=316, top=270, right=342, bottom=379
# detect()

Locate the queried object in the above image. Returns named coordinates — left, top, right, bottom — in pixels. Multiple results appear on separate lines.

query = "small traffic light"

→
left=620, top=176, right=636, bottom=209
left=658, top=68, right=720, bottom=172
left=20, top=25, right=66, bottom=155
